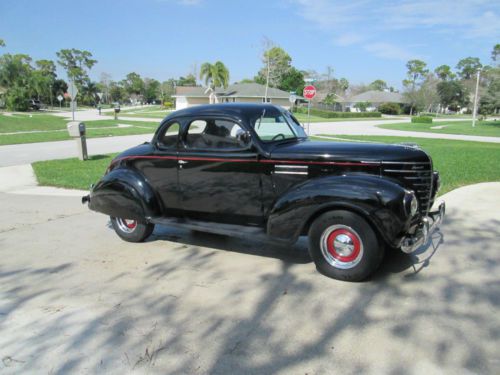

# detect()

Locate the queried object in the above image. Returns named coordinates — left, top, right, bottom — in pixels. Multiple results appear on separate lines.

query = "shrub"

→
left=5, top=85, right=30, bottom=111
left=419, top=112, right=437, bottom=117
left=378, top=102, right=401, bottom=115
left=293, top=107, right=381, bottom=118
left=411, top=116, right=433, bottom=124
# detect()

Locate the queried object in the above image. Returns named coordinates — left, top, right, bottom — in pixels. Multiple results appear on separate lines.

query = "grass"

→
left=32, top=154, right=118, bottom=190
left=32, top=135, right=499, bottom=194
left=378, top=120, right=500, bottom=137
left=314, top=135, right=500, bottom=194
left=0, top=112, right=159, bottom=145
left=294, top=112, right=386, bottom=123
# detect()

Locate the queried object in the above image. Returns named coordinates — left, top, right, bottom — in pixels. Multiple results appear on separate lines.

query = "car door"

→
left=178, top=116, right=264, bottom=226
left=139, top=120, right=182, bottom=214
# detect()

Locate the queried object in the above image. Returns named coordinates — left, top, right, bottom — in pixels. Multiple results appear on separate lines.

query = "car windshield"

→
left=251, top=109, right=307, bottom=142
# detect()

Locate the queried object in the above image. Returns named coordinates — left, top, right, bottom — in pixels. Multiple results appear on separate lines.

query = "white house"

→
left=343, top=90, right=407, bottom=112
left=172, top=83, right=296, bottom=110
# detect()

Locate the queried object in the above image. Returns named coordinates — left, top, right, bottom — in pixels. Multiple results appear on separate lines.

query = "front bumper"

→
left=400, top=201, right=445, bottom=254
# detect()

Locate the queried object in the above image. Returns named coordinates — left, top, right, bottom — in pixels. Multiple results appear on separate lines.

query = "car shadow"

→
left=148, top=224, right=313, bottom=264
left=375, top=228, right=445, bottom=280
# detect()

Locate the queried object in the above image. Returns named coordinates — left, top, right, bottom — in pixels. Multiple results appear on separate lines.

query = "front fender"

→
left=267, top=174, right=411, bottom=247
left=88, top=167, right=161, bottom=221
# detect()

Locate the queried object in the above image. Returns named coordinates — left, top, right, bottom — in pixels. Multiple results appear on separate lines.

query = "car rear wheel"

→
left=308, top=210, right=384, bottom=281
left=110, top=217, right=155, bottom=242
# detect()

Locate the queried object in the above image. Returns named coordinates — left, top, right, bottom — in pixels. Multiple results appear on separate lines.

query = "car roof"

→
left=166, top=103, right=285, bottom=120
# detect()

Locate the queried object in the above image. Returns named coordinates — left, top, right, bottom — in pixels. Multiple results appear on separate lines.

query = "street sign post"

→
left=68, top=81, right=78, bottom=120
left=57, top=95, right=63, bottom=110
left=303, top=85, right=317, bottom=134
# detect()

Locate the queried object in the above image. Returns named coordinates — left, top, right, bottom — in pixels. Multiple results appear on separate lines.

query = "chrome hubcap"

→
left=116, top=218, right=137, bottom=233
left=333, top=234, right=355, bottom=257
left=320, top=225, right=364, bottom=269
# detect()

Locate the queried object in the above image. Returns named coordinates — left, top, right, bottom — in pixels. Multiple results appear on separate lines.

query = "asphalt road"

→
left=1, top=183, right=499, bottom=374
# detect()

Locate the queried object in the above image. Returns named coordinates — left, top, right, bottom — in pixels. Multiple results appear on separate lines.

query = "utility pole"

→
left=472, top=68, right=481, bottom=128
left=264, top=51, right=270, bottom=102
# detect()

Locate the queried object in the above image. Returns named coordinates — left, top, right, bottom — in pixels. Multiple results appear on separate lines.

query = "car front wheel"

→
left=110, top=217, right=155, bottom=243
left=308, top=210, right=384, bottom=281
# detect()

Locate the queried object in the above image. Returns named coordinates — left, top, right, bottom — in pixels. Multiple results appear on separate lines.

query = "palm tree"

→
left=200, top=61, right=230, bottom=90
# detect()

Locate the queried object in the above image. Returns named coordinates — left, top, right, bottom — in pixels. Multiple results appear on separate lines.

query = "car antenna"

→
left=257, top=109, right=266, bottom=129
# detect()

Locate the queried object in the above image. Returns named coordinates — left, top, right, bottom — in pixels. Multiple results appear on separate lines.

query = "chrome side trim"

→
left=273, top=171, right=308, bottom=175
left=275, top=165, right=308, bottom=169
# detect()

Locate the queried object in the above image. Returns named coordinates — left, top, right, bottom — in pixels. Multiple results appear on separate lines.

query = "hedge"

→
left=293, top=107, right=382, bottom=118
left=411, top=116, right=433, bottom=124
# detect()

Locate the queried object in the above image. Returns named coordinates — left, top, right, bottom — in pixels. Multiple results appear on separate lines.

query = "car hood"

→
left=269, top=139, right=430, bottom=163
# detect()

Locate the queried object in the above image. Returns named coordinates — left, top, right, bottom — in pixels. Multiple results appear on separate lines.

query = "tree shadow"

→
left=2, top=202, right=499, bottom=374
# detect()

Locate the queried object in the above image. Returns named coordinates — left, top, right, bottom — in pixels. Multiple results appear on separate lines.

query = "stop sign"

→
left=303, top=85, right=316, bottom=100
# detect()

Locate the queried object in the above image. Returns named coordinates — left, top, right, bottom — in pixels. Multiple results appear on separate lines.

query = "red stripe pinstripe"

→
left=110, top=155, right=380, bottom=167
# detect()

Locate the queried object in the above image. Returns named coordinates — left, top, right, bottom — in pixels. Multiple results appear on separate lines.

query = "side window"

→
left=185, top=119, right=248, bottom=150
left=158, top=122, right=180, bottom=148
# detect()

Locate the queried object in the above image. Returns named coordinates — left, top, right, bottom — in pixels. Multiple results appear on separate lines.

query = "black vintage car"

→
left=83, top=103, right=445, bottom=281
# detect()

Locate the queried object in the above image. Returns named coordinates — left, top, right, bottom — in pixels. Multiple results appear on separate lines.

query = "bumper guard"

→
left=400, top=201, right=445, bottom=254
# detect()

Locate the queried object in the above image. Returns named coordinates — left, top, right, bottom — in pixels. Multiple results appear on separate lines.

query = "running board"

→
left=149, top=217, right=290, bottom=244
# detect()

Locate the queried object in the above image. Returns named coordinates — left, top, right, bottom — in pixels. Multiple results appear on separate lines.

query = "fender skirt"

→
left=88, top=168, right=161, bottom=221
left=267, top=174, right=411, bottom=247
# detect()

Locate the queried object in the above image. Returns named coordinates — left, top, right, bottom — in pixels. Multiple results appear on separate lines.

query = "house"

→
left=172, top=83, right=296, bottom=110
left=343, top=90, right=407, bottom=112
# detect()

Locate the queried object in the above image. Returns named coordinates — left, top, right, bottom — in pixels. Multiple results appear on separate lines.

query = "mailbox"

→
left=67, top=121, right=88, bottom=160
left=67, top=121, right=86, bottom=137
left=114, top=104, right=121, bottom=119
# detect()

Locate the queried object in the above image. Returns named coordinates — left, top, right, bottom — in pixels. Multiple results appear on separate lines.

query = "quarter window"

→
left=185, top=119, right=247, bottom=150
left=158, top=122, right=180, bottom=148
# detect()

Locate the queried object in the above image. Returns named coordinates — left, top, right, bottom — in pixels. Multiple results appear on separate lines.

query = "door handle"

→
left=178, top=160, right=188, bottom=165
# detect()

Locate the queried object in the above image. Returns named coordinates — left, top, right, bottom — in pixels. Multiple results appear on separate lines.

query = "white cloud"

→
left=156, top=0, right=203, bottom=5
left=381, top=0, right=500, bottom=37
left=335, top=33, right=364, bottom=46
left=178, top=0, right=202, bottom=5
left=289, top=0, right=499, bottom=60
left=363, top=42, right=420, bottom=61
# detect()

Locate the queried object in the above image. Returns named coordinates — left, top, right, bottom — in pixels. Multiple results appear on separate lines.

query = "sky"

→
left=1, top=0, right=499, bottom=89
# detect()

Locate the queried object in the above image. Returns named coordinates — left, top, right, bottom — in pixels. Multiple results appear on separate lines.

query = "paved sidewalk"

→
left=308, top=120, right=500, bottom=143
left=0, top=133, right=153, bottom=167
left=51, top=106, right=163, bottom=123
left=0, top=164, right=87, bottom=196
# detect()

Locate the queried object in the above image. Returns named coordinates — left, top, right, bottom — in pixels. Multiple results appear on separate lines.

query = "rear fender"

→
left=88, top=168, right=160, bottom=221
left=267, top=174, right=410, bottom=247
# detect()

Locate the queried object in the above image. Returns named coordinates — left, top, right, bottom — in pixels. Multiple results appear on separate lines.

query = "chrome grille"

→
left=381, top=161, right=433, bottom=215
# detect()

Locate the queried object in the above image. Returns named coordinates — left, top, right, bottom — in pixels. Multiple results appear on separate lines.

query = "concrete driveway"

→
left=1, top=183, right=499, bottom=374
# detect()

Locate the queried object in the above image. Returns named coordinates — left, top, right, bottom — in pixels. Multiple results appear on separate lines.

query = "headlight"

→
left=404, top=190, right=419, bottom=217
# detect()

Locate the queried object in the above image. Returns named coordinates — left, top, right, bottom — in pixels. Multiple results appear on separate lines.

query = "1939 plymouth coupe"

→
left=83, top=103, right=445, bottom=281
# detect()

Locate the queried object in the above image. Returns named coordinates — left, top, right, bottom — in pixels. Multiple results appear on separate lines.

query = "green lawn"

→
left=378, top=120, right=500, bottom=137
left=0, top=112, right=159, bottom=145
left=32, top=136, right=500, bottom=194
left=314, top=135, right=500, bottom=194
left=32, top=154, right=118, bottom=190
